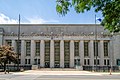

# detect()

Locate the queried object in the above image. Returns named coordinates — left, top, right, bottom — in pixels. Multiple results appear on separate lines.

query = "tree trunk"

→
left=4, top=61, right=6, bottom=74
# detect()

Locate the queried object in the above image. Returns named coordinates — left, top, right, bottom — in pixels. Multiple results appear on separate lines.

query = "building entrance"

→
left=45, top=62, right=50, bottom=68
left=74, top=59, right=80, bottom=67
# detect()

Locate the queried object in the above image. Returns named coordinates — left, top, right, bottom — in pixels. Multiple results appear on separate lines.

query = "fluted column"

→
left=80, top=40, right=84, bottom=66
left=40, top=40, right=45, bottom=67
left=50, top=40, right=54, bottom=68
left=60, top=40, right=64, bottom=68
left=21, top=40, right=25, bottom=65
left=70, top=40, right=74, bottom=68
left=89, top=40, right=94, bottom=66
left=31, top=40, right=35, bottom=65
left=100, top=40, right=104, bottom=66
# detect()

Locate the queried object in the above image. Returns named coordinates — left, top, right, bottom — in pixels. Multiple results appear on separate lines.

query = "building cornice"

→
left=0, top=24, right=101, bottom=27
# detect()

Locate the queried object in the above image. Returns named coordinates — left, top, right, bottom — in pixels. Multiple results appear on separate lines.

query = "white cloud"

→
left=27, top=17, right=59, bottom=24
left=0, top=13, right=59, bottom=24
left=0, top=13, right=18, bottom=24
left=27, top=17, right=46, bottom=24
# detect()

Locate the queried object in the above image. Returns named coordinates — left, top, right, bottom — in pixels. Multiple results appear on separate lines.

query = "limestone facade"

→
left=0, top=24, right=120, bottom=68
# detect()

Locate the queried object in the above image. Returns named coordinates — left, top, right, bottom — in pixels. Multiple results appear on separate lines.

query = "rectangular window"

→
left=26, top=41, right=31, bottom=56
left=84, top=41, right=89, bottom=57
left=84, top=59, right=90, bottom=65
left=16, top=40, right=21, bottom=55
left=6, top=40, right=12, bottom=46
left=28, top=59, right=31, bottom=64
left=74, top=42, right=79, bottom=56
left=45, top=41, right=50, bottom=63
left=94, top=41, right=98, bottom=57
left=104, top=59, right=109, bottom=65
left=54, top=41, right=60, bottom=68
left=94, top=59, right=99, bottom=65
left=64, top=41, right=70, bottom=68
left=38, top=59, right=40, bottom=64
left=25, top=59, right=27, bottom=64
left=107, top=59, right=109, bottom=65
left=104, top=41, right=109, bottom=57
left=88, top=59, right=90, bottom=65
left=35, top=41, right=40, bottom=56
left=97, top=59, right=99, bottom=65
left=84, top=59, right=86, bottom=65
left=34, top=59, right=37, bottom=65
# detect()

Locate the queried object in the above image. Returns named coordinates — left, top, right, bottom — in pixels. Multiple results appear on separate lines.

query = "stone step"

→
left=37, top=68, right=78, bottom=71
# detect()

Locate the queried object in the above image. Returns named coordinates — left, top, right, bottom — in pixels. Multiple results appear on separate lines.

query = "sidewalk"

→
left=12, top=70, right=120, bottom=76
left=1, top=70, right=120, bottom=76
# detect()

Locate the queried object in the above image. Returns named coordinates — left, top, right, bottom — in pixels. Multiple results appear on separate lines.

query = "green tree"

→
left=56, top=0, right=120, bottom=32
left=0, top=45, right=18, bottom=73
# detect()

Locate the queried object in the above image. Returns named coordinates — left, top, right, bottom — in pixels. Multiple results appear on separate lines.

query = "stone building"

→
left=0, top=24, right=120, bottom=68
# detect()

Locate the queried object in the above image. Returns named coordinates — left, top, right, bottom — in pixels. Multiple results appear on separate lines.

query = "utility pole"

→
left=95, top=14, right=98, bottom=71
left=17, top=14, right=20, bottom=71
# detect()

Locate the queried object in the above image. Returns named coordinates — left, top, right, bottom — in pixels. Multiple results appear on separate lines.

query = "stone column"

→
left=100, top=40, right=104, bottom=66
left=31, top=40, right=35, bottom=65
left=60, top=40, right=64, bottom=68
left=80, top=40, right=84, bottom=66
left=70, top=40, right=74, bottom=68
left=12, top=40, right=16, bottom=52
left=21, top=40, right=25, bottom=65
left=89, top=40, right=94, bottom=66
left=109, top=40, right=114, bottom=65
left=50, top=40, right=54, bottom=68
left=40, top=40, right=45, bottom=67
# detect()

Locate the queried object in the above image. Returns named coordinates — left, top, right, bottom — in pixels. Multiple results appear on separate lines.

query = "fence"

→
left=0, top=65, right=32, bottom=72
left=83, top=66, right=120, bottom=72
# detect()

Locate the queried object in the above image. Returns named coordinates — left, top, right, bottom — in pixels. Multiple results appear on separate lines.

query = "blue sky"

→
left=0, top=0, right=102, bottom=24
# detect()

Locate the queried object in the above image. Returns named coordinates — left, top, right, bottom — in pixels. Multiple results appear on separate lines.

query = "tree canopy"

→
left=56, top=0, right=120, bottom=32
left=0, top=45, right=18, bottom=72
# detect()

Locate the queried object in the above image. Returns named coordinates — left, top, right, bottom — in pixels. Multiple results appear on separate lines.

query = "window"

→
left=34, top=59, right=37, bottom=65
left=45, top=41, right=50, bottom=67
left=116, top=59, right=120, bottom=66
left=28, top=59, right=31, bottom=64
left=6, top=40, right=12, bottom=46
left=54, top=41, right=60, bottom=68
left=84, top=41, right=89, bottom=57
left=104, top=59, right=109, bottom=66
left=74, top=42, right=79, bottom=56
left=84, top=59, right=86, bottom=65
left=38, top=59, right=40, bottom=64
left=94, top=59, right=99, bottom=65
left=26, top=41, right=31, bottom=56
left=16, top=40, right=21, bottom=55
left=84, top=59, right=90, bottom=65
left=35, top=41, right=40, bottom=56
left=25, top=59, right=27, bottom=64
left=104, top=41, right=109, bottom=57
left=64, top=41, right=70, bottom=68
left=94, top=41, right=99, bottom=57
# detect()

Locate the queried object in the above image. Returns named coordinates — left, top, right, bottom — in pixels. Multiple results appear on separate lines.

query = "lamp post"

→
left=17, top=14, right=20, bottom=71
